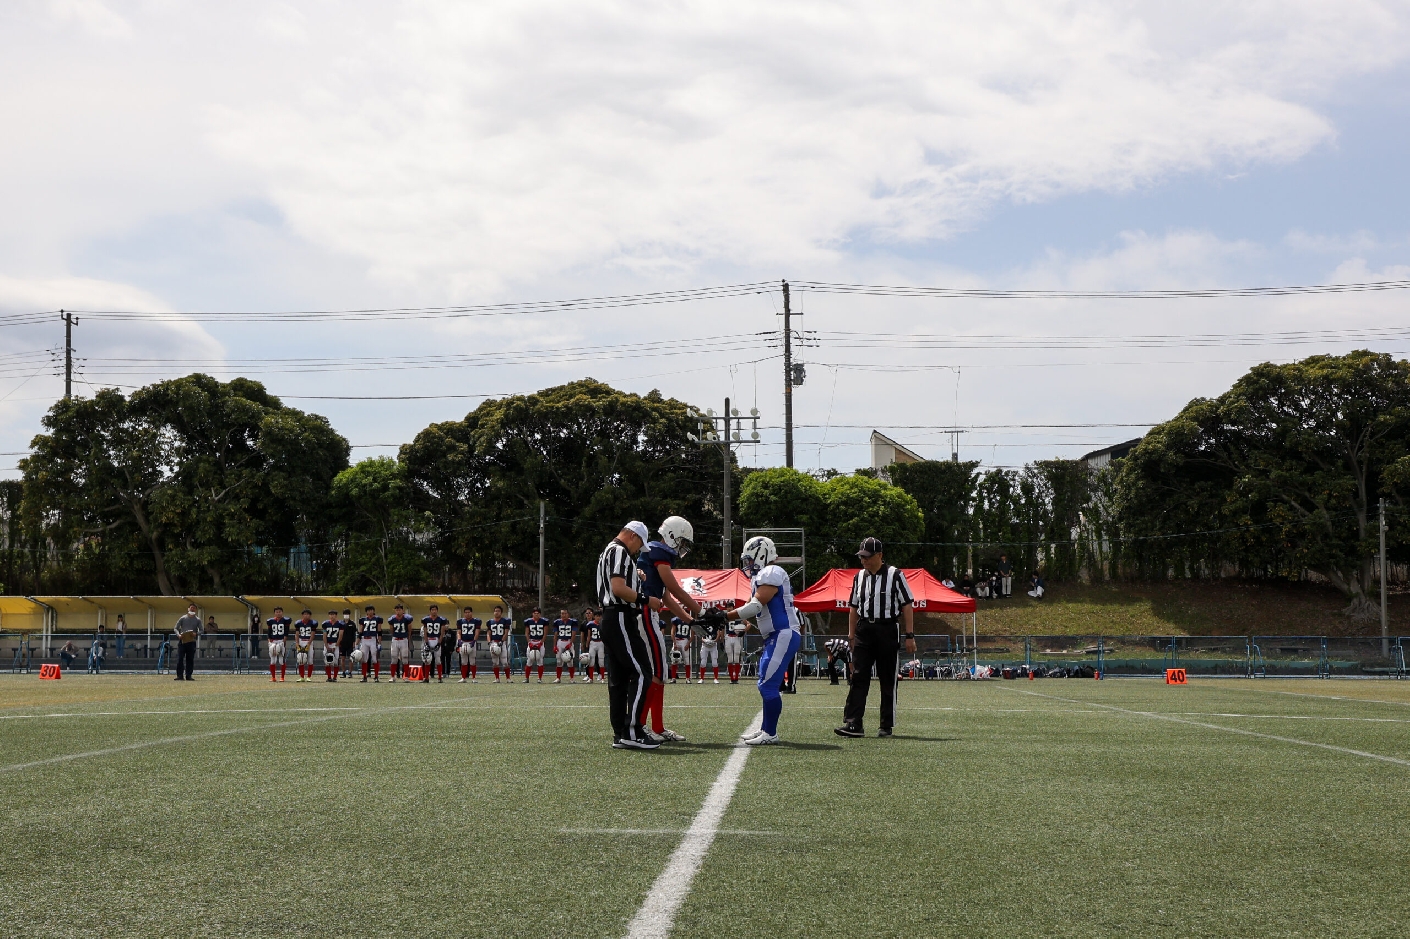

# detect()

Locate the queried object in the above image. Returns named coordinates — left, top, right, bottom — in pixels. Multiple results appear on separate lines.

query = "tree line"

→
left=2, top=352, right=1406, bottom=618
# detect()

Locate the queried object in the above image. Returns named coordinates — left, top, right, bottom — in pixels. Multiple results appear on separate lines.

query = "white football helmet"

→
left=579, top=652, right=591, bottom=668
left=421, top=647, right=435, bottom=664
left=740, top=535, right=778, bottom=577
left=350, top=648, right=364, bottom=664
left=324, top=649, right=337, bottom=666
left=659, top=516, right=694, bottom=557
left=296, top=651, right=308, bottom=665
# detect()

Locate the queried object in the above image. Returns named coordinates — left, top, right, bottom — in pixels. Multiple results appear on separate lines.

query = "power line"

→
left=794, top=279, right=1410, bottom=300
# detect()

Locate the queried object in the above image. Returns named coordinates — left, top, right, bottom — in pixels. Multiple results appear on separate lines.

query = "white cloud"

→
left=4, top=1, right=1407, bottom=296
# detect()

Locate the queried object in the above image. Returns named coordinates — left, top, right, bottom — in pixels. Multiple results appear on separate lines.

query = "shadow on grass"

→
left=888, top=735, right=958, bottom=742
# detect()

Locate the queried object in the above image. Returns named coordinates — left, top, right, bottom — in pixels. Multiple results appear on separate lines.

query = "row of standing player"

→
left=257, top=601, right=750, bottom=685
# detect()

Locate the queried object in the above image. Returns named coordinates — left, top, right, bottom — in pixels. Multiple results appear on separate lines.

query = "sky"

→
left=2, top=0, right=1410, bottom=479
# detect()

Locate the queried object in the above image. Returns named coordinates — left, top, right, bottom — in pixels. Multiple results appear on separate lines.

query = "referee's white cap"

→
left=625, top=520, right=650, bottom=543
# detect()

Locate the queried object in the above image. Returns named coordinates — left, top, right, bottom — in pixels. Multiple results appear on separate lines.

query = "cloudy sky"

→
left=3, top=0, right=1409, bottom=478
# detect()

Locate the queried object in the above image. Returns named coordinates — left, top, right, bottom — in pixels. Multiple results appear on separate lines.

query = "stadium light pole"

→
left=688, top=399, right=761, bottom=568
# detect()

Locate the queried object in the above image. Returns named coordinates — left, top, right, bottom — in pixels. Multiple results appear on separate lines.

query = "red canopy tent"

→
left=671, top=569, right=754, bottom=610
left=794, top=568, right=976, bottom=614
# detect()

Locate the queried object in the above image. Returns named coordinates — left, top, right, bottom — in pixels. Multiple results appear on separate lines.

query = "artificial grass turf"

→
left=2, top=675, right=1409, bottom=938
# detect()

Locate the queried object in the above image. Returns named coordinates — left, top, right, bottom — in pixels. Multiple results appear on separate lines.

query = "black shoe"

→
left=829, top=679, right=840, bottom=685
left=834, top=724, right=864, bottom=738
left=877, top=728, right=893, bottom=738
left=173, top=676, right=183, bottom=681
left=617, top=736, right=661, bottom=750
left=612, top=738, right=628, bottom=749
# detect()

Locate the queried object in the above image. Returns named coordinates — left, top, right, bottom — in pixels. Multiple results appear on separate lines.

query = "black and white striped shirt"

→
left=849, top=565, right=913, bottom=620
left=596, top=538, right=642, bottom=607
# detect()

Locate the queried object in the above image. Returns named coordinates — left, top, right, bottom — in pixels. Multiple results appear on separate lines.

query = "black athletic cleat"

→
left=877, top=728, right=893, bottom=738
left=616, top=736, right=661, bottom=750
left=834, top=724, right=864, bottom=738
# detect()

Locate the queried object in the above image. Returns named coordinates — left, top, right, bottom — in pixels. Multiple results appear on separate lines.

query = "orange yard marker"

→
left=39, top=664, right=61, bottom=680
left=405, top=665, right=424, bottom=681
left=1165, top=668, right=1187, bottom=685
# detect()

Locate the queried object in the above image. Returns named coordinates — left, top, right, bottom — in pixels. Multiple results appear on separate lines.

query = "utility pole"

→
left=1381, top=497, right=1389, bottom=658
left=538, top=499, right=546, bottom=613
left=688, top=402, right=761, bottom=567
left=723, top=398, right=732, bottom=568
left=62, top=309, right=74, bottom=399
left=782, top=281, right=793, bottom=468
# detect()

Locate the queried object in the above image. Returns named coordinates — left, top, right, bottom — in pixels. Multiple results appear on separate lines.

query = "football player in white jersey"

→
left=726, top=536, right=803, bottom=746
left=724, top=616, right=747, bottom=683
left=357, top=605, right=383, bottom=682
left=522, top=608, right=550, bottom=683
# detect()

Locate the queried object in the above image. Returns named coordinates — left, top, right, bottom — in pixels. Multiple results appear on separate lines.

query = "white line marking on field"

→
left=561, top=828, right=777, bottom=836
left=0, top=698, right=466, bottom=773
left=624, top=710, right=763, bottom=939
left=1016, top=690, right=1410, bottom=768
left=0, top=712, right=353, bottom=773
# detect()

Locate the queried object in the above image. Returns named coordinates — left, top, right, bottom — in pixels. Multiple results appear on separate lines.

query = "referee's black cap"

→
left=857, top=537, right=883, bottom=558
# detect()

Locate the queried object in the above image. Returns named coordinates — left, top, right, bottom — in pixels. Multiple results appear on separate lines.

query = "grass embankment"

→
left=916, top=580, right=1410, bottom=637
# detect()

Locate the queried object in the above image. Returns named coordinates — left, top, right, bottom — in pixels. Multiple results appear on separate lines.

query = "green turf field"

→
left=2, top=673, right=1408, bottom=938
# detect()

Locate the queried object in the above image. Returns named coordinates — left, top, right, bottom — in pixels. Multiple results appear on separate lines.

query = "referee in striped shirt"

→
left=596, top=520, right=660, bottom=750
left=835, top=537, right=915, bottom=738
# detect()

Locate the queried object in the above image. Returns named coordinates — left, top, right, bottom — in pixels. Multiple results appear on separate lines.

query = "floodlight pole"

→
left=1380, top=497, right=1388, bottom=658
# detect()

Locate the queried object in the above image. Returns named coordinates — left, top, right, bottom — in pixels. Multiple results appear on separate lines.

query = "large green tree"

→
left=888, top=460, right=979, bottom=577
left=401, top=379, right=722, bottom=596
left=330, top=457, right=428, bottom=594
left=1116, top=351, right=1410, bottom=616
left=738, top=466, right=924, bottom=576
left=21, top=375, right=349, bottom=594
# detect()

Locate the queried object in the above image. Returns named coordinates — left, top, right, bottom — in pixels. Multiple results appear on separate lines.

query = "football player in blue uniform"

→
left=726, top=536, right=803, bottom=746
left=582, top=609, right=606, bottom=682
left=320, top=610, right=341, bottom=682
left=357, top=606, right=383, bottom=682
left=387, top=604, right=414, bottom=682
left=523, top=608, right=550, bottom=683
left=293, top=610, right=317, bottom=682
left=485, top=606, right=513, bottom=682
left=265, top=607, right=291, bottom=682
left=637, top=516, right=703, bottom=742
left=455, top=606, right=481, bottom=682
left=421, top=604, right=449, bottom=683
left=552, top=608, right=578, bottom=683
left=669, top=616, right=694, bottom=683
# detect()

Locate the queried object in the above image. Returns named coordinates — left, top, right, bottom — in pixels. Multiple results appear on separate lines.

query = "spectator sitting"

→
left=987, top=572, right=1000, bottom=599
left=941, top=577, right=955, bottom=589
left=959, top=572, right=974, bottom=597
left=59, top=640, right=78, bottom=669
left=975, top=572, right=991, bottom=599
left=1028, top=572, right=1045, bottom=600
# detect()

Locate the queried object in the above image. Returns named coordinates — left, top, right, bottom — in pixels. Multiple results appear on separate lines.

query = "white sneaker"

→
left=389, top=677, right=396, bottom=683
left=740, top=728, right=765, bottom=740
left=457, top=678, right=466, bottom=683
left=696, top=679, right=704, bottom=684
left=745, top=732, right=779, bottom=746
left=658, top=728, right=687, bottom=743
left=553, top=678, right=561, bottom=684
left=645, top=730, right=665, bottom=744
left=713, top=679, right=720, bottom=684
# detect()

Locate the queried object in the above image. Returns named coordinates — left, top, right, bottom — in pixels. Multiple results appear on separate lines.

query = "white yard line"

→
left=624, top=710, right=764, bottom=939
left=1016, top=690, right=1410, bottom=768
left=561, top=828, right=777, bottom=836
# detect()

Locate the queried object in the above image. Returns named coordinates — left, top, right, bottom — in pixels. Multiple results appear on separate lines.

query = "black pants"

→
left=601, top=607, right=653, bottom=742
left=177, top=641, right=197, bottom=680
left=843, top=619, right=899, bottom=731
left=827, top=651, right=849, bottom=684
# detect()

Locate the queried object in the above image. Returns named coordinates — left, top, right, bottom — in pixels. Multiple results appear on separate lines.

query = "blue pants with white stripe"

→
left=757, top=628, right=802, bottom=736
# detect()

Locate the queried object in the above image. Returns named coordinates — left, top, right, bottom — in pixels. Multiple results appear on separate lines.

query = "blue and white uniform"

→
left=749, top=564, right=803, bottom=736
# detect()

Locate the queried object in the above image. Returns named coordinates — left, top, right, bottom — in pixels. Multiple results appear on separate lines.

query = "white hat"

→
left=625, top=520, right=650, bottom=544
